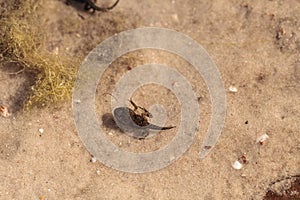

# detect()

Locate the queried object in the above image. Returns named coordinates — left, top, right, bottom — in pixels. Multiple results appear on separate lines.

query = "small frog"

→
left=113, top=99, right=175, bottom=139
left=67, top=0, right=120, bottom=12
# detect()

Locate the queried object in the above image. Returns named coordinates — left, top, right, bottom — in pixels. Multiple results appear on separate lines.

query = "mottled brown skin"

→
left=113, top=100, right=175, bottom=139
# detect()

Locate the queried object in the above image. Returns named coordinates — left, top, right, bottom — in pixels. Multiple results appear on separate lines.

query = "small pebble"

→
left=229, top=85, right=238, bottom=93
left=91, top=157, right=97, bottom=163
left=256, top=134, right=269, bottom=145
left=232, top=160, right=243, bottom=170
left=39, top=128, right=44, bottom=134
left=108, top=132, right=113, bottom=136
left=74, top=99, right=81, bottom=103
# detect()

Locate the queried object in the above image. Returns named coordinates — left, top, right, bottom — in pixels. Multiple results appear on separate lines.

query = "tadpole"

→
left=113, top=99, right=175, bottom=139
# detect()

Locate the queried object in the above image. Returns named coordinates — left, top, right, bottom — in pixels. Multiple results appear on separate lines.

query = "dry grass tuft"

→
left=0, top=0, right=79, bottom=109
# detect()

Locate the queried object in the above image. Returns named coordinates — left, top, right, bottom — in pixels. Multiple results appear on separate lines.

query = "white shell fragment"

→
left=108, top=132, right=113, bottom=136
left=256, top=134, right=269, bottom=144
left=229, top=85, right=238, bottom=93
left=232, top=160, right=243, bottom=170
left=91, top=156, right=97, bottom=163
left=38, top=128, right=44, bottom=134
left=0, top=105, right=11, bottom=117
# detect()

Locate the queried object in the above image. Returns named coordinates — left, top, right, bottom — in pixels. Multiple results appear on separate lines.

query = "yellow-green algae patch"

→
left=0, top=0, right=79, bottom=109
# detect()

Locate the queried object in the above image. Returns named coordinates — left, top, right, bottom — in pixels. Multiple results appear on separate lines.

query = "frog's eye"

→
left=146, top=112, right=153, bottom=118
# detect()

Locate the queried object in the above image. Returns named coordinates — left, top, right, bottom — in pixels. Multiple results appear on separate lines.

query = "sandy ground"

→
left=0, top=0, right=299, bottom=199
